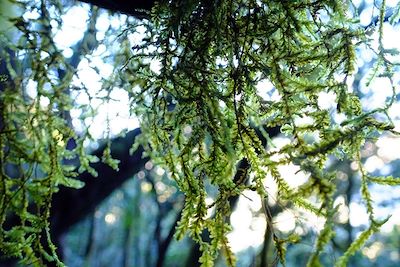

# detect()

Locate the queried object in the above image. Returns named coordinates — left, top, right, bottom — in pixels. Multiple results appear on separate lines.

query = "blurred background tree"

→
left=1, top=0, right=400, bottom=267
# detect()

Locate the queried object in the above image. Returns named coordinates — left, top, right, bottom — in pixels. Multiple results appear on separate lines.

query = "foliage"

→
left=127, top=0, right=400, bottom=266
left=0, top=0, right=399, bottom=266
left=0, top=1, right=117, bottom=266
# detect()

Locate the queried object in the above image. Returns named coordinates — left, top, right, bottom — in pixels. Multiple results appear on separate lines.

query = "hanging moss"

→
left=0, top=0, right=399, bottom=266
left=129, top=0, right=400, bottom=265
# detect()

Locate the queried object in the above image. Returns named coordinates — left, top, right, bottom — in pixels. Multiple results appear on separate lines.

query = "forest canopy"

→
left=1, top=0, right=400, bottom=266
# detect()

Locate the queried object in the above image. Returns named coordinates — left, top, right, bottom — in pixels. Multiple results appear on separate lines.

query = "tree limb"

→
left=50, top=128, right=146, bottom=237
left=77, top=0, right=159, bottom=17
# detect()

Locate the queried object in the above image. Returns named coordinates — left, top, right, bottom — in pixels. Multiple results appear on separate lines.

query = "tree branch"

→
left=77, top=0, right=159, bottom=17
left=50, top=128, right=146, bottom=237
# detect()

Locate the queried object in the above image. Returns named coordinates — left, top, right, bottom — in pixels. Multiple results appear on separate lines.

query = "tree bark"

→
left=77, top=0, right=159, bottom=17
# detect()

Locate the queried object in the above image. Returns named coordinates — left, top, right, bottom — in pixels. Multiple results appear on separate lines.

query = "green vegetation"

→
left=1, top=1, right=400, bottom=266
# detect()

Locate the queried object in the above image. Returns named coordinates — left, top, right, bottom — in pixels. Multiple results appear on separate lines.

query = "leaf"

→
left=58, top=177, right=85, bottom=189
left=369, top=175, right=400, bottom=186
left=281, top=124, right=294, bottom=135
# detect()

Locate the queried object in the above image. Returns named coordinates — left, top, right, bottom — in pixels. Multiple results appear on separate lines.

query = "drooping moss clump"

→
left=0, top=0, right=399, bottom=266
left=129, top=1, right=399, bottom=266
